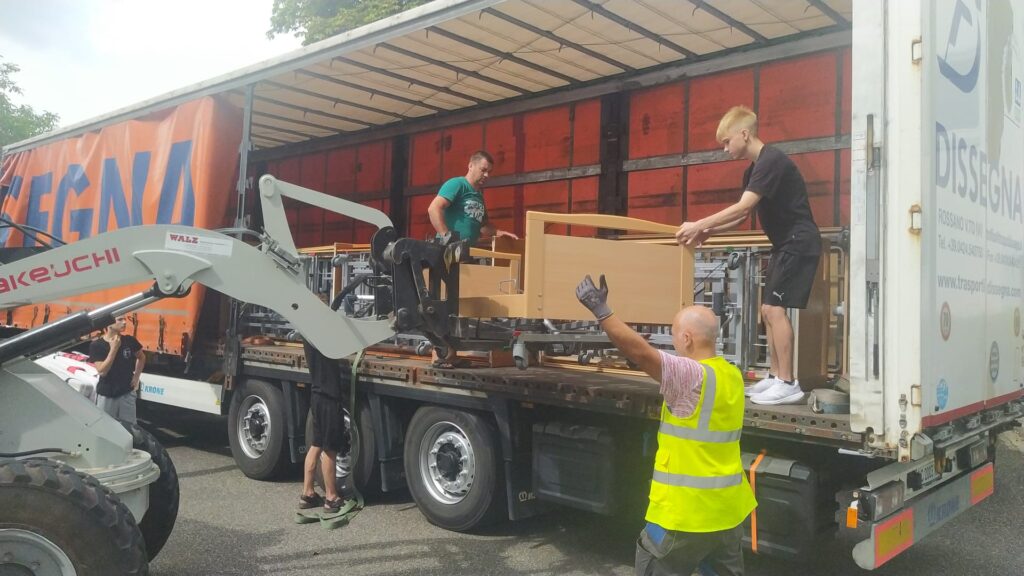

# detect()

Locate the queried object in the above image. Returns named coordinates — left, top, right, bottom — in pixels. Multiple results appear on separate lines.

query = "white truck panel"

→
left=922, top=0, right=1024, bottom=427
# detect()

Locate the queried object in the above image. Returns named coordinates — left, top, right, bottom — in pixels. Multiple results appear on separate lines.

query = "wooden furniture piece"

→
left=459, top=212, right=694, bottom=324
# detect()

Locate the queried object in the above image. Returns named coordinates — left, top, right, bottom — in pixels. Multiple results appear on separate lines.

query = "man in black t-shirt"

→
left=298, top=298, right=349, bottom=514
left=677, top=106, right=821, bottom=406
left=88, top=316, right=146, bottom=424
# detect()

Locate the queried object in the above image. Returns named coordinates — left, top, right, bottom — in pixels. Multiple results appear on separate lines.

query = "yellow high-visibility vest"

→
left=645, top=356, right=757, bottom=532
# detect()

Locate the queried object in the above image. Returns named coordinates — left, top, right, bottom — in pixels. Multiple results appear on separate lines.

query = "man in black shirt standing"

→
left=88, top=316, right=146, bottom=423
left=677, top=106, right=821, bottom=406
left=298, top=332, right=348, bottom=515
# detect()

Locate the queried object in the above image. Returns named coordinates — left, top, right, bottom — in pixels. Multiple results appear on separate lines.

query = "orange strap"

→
left=748, top=450, right=767, bottom=554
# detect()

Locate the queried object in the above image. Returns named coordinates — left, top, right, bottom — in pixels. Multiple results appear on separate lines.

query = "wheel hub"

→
left=239, top=396, right=271, bottom=459
left=421, top=423, right=476, bottom=504
left=0, top=529, right=77, bottom=576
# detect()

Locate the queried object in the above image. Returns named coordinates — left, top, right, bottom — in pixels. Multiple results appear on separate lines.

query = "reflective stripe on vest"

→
left=651, top=470, right=744, bottom=488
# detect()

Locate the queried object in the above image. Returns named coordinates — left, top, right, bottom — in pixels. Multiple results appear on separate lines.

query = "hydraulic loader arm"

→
left=0, top=175, right=395, bottom=360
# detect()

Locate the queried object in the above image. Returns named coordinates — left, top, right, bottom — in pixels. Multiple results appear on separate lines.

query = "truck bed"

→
left=239, top=344, right=863, bottom=450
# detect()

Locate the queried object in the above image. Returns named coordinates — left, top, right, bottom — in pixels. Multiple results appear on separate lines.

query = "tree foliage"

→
left=268, top=0, right=432, bottom=45
left=1, top=56, right=60, bottom=148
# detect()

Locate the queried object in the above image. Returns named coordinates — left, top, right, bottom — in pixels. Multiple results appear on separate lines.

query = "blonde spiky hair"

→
left=716, top=106, right=758, bottom=142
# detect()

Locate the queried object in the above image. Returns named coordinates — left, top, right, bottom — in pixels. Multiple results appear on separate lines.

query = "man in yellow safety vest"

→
left=576, top=274, right=757, bottom=576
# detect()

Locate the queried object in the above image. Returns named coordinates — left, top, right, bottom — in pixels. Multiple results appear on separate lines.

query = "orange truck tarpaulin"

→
left=0, top=96, right=243, bottom=356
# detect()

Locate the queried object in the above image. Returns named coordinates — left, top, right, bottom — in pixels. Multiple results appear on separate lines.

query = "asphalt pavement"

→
left=144, top=406, right=1024, bottom=576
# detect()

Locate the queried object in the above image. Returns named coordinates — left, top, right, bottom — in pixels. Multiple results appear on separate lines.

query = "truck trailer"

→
left=2, top=0, right=1022, bottom=570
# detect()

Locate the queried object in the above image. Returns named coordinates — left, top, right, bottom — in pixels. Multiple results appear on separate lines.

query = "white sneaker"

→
left=750, top=380, right=805, bottom=405
left=745, top=376, right=779, bottom=397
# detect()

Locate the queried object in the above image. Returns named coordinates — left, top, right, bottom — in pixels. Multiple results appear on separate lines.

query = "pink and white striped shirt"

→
left=658, top=351, right=705, bottom=418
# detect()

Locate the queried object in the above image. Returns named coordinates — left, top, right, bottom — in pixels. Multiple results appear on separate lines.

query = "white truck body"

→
left=850, top=0, right=1024, bottom=457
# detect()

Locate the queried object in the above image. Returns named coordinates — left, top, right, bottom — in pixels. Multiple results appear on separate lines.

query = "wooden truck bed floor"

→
left=239, top=344, right=863, bottom=450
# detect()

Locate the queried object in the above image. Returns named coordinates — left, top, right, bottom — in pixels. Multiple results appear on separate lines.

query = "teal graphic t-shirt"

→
left=438, top=177, right=486, bottom=244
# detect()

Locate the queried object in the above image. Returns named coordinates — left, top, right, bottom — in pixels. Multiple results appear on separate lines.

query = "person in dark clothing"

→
left=298, top=337, right=348, bottom=514
left=88, top=316, right=145, bottom=424
left=676, top=105, right=821, bottom=406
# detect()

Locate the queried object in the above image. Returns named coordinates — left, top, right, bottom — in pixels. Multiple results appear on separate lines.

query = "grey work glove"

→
left=576, top=274, right=613, bottom=321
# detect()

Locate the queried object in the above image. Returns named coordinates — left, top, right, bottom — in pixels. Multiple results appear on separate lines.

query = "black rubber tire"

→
left=404, top=406, right=506, bottom=531
left=127, top=423, right=179, bottom=560
left=305, top=400, right=380, bottom=499
left=0, top=458, right=149, bottom=575
left=228, top=379, right=290, bottom=480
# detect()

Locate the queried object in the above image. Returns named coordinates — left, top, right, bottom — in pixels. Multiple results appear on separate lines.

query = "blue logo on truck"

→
left=937, top=379, right=949, bottom=411
left=938, top=0, right=982, bottom=93
left=989, top=342, right=1000, bottom=382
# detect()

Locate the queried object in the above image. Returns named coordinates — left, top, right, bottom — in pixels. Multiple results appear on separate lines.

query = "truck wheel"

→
left=306, top=401, right=381, bottom=498
left=127, top=423, right=179, bottom=560
left=0, top=459, right=148, bottom=575
left=404, top=406, right=506, bottom=531
left=228, top=379, right=289, bottom=479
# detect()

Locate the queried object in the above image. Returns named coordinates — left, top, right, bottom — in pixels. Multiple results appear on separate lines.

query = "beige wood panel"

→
left=459, top=264, right=518, bottom=298
left=526, top=211, right=680, bottom=235
left=536, top=235, right=692, bottom=324
left=459, top=295, right=526, bottom=317
left=796, top=242, right=831, bottom=390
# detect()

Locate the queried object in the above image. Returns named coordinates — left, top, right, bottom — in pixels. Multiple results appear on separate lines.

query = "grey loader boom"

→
left=0, top=175, right=395, bottom=575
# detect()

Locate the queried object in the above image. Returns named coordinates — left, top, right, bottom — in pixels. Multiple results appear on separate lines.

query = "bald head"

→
left=671, top=305, right=719, bottom=358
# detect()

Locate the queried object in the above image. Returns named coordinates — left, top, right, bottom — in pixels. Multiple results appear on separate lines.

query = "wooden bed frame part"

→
left=459, top=212, right=695, bottom=324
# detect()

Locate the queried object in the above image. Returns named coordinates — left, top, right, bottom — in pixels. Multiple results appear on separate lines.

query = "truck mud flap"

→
left=852, top=462, right=994, bottom=569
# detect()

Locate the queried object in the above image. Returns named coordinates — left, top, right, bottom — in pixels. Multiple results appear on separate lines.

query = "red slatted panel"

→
left=296, top=153, right=326, bottom=248
left=356, top=141, right=389, bottom=197
left=354, top=199, right=389, bottom=243
left=406, top=194, right=434, bottom=241
left=569, top=176, right=598, bottom=237
left=323, top=147, right=357, bottom=243
left=688, top=68, right=755, bottom=152
left=410, top=130, right=443, bottom=187
left=442, top=123, right=484, bottom=179
left=685, top=161, right=752, bottom=227
left=841, top=48, right=852, bottom=135
left=485, top=116, right=517, bottom=176
left=523, top=180, right=569, bottom=235
left=627, top=167, right=683, bottom=225
left=484, top=185, right=517, bottom=239
left=790, top=151, right=835, bottom=227
left=272, top=157, right=303, bottom=242
left=629, top=81, right=685, bottom=159
left=523, top=106, right=571, bottom=172
left=758, top=52, right=837, bottom=142
left=325, top=147, right=357, bottom=197
left=839, top=148, right=851, bottom=226
left=573, top=99, right=601, bottom=166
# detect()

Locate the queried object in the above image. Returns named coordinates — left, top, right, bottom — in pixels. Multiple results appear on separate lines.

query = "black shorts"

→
left=311, top=394, right=345, bottom=453
left=762, top=251, right=820, bottom=309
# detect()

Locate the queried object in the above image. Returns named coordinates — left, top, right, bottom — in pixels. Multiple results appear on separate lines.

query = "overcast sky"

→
left=0, top=0, right=303, bottom=127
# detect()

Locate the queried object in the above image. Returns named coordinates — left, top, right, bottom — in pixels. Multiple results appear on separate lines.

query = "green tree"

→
left=268, top=0, right=431, bottom=45
left=1, top=56, right=60, bottom=147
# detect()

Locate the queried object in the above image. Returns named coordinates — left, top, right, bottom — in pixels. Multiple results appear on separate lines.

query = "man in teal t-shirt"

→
left=427, top=150, right=516, bottom=245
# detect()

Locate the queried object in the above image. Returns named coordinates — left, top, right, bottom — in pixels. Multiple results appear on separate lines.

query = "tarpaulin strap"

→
left=348, top=350, right=366, bottom=513
left=748, top=450, right=768, bottom=554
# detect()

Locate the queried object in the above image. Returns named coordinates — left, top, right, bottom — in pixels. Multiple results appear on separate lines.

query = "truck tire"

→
left=404, top=406, right=506, bottom=531
left=228, top=379, right=290, bottom=479
left=306, top=401, right=380, bottom=498
left=127, top=423, right=179, bottom=560
left=0, top=458, right=148, bottom=575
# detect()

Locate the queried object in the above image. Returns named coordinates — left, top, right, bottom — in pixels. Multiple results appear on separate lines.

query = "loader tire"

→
left=127, top=422, right=179, bottom=560
left=0, top=458, right=149, bottom=575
